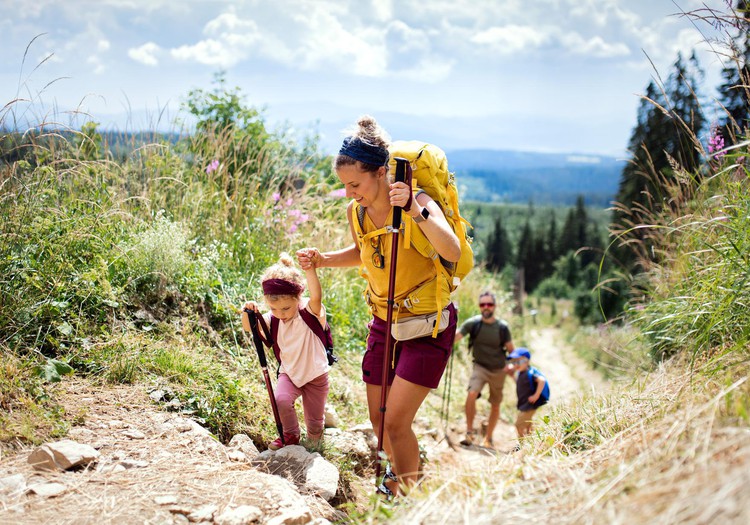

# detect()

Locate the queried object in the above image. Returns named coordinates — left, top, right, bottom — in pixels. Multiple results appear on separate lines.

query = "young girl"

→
left=243, top=251, right=330, bottom=450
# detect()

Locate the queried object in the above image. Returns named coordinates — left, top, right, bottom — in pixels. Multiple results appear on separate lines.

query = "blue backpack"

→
left=529, top=366, right=550, bottom=402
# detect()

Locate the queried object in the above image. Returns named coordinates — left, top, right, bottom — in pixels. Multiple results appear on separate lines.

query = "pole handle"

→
left=244, top=309, right=269, bottom=368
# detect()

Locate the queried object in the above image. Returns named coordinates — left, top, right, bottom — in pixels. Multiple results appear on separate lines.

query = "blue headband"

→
left=338, top=136, right=389, bottom=167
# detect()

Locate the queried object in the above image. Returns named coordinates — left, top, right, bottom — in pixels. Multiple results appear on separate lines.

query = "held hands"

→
left=296, top=248, right=321, bottom=270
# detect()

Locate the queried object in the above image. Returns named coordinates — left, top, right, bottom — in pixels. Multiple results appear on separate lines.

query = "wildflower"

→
left=286, top=198, right=294, bottom=207
left=272, top=192, right=281, bottom=202
left=205, top=159, right=220, bottom=174
left=329, top=188, right=347, bottom=198
left=708, top=126, right=725, bottom=161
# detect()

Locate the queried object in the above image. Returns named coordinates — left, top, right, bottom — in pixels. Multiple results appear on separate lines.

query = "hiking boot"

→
left=268, top=433, right=300, bottom=450
left=460, top=430, right=477, bottom=446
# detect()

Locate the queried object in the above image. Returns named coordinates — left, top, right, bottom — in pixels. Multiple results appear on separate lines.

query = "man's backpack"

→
left=352, top=141, right=474, bottom=337
left=269, top=309, right=337, bottom=367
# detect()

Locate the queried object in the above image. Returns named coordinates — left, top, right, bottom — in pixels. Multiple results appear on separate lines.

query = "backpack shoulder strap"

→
left=298, top=308, right=330, bottom=348
left=468, top=317, right=483, bottom=348
left=269, top=316, right=281, bottom=363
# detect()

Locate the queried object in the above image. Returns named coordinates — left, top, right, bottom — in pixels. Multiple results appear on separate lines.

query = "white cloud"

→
left=128, top=42, right=161, bottom=66
left=560, top=33, right=630, bottom=58
left=471, top=25, right=551, bottom=54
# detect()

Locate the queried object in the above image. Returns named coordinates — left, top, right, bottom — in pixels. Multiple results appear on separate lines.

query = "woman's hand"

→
left=389, top=181, right=414, bottom=211
left=296, top=248, right=321, bottom=270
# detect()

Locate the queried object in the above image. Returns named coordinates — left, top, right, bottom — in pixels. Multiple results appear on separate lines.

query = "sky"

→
left=0, top=0, right=732, bottom=157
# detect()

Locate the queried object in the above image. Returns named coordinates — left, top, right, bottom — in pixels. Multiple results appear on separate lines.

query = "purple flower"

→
left=272, top=192, right=281, bottom=202
left=205, top=159, right=220, bottom=174
left=708, top=126, right=725, bottom=161
left=329, top=188, right=347, bottom=198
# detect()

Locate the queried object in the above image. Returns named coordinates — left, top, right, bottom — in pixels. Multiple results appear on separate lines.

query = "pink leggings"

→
left=275, top=372, right=329, bottom=439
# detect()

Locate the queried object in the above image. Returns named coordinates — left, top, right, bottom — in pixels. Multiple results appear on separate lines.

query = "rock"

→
left=324, top=405, right=339, bottom=428
left=227, top=450, right=247, bottom=462
left=0, top=474, right=26, bottom=497
left=214, top=504, right=263, bottom=525
left=228, top=434, right=259, bottom=458
left=154, top=495, right=179, bottom=505
left=149, top=389, right=166, bottom=402
left=27, top=481, right=67, bottom=497
left=186, top=504, right=218, bottom=522
left=323, top=429, right=370, bottom=462
left=266, top=508, right=314, bottom=525
left=121, top=428, right=146, bottom=440
left=304, top=455, right=339, bottom=501
left=28, top=439, right=100, bottom=471
left=253, top=445, right=339, bottom=502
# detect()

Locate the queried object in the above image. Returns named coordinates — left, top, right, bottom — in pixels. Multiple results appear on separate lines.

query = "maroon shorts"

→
left=362, top=303, right=457, bottom=389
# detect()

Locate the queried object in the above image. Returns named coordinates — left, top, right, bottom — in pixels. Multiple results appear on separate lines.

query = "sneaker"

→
left=460, top=430, right=477, bottom=446
left=268, top=433, right=300, bottom=450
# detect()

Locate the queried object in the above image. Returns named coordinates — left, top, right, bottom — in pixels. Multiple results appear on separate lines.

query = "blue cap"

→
left=508, top=348, right=531, bottom=360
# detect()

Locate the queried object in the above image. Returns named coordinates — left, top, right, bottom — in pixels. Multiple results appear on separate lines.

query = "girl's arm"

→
left=391, top=184, right=461, bottom=263
left=304, top=263, right=323, bottom=317
left=297, top=201, right=362, bottom=270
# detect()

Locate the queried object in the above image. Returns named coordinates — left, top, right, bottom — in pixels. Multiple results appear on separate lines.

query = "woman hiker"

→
left=297, top=115, right=461, bottom=497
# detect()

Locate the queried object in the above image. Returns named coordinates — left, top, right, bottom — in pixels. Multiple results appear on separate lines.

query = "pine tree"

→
left=718, top=0, right=750, bottom=142
left=612, top=52, right=706, bottom=272
left=485, top=214, right=511, bottom=272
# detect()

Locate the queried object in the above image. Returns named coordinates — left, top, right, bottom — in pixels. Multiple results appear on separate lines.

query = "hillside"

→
left=448, top=148, right=624, bottom=206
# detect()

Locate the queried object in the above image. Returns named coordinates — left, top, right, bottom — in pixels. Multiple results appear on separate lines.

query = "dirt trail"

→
left=423, top=325, right=608, bottom=472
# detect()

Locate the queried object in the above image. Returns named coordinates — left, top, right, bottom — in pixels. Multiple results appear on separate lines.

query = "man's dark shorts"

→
left=363, top=303, right=457, bottom=389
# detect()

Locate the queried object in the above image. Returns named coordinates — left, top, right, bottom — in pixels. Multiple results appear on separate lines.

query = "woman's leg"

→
left=382, top=376, right=431, bottom=492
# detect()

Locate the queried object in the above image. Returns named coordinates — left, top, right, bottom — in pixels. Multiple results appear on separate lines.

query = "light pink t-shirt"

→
left=263, top=298, right=330, bottom=388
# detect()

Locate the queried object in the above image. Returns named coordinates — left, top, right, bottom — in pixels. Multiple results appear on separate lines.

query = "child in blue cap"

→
left=505, top=347, right=550, bottom=440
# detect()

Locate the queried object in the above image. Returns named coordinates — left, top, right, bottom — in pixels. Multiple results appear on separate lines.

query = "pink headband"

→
left=262, top=278, right=304, bottom=296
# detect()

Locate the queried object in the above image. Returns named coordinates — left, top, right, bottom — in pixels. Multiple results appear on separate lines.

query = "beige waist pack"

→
left=392, top=308, right=451, bottom=341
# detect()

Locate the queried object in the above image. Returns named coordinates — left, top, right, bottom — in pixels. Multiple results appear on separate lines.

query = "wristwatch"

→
left=412, top=206, right=430, bottom=223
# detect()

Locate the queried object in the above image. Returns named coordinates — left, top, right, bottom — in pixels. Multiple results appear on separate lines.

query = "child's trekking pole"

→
left=242, top=308, right=284, bottom=446
left=375, top=157, right=411, bottom=483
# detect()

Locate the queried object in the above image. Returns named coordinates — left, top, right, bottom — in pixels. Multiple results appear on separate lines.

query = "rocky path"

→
left=0, top=380, right=342, bottom=525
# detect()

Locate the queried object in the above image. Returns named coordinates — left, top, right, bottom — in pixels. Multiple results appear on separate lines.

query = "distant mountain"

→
left=447, top=149, right=625, bottom=207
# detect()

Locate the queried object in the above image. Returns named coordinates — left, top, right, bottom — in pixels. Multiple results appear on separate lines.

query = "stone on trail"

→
left=214, top=504, right=263, bottom=525
left=27, top=439, right=100, bottom=471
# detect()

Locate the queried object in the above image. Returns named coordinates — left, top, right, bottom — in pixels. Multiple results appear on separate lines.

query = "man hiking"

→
left=454, top=291, right=514, bottom=448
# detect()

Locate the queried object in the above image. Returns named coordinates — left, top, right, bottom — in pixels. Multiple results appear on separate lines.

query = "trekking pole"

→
left=375, top=157, right=411, bottom=484
left=242, top=308, right=284, bottom=446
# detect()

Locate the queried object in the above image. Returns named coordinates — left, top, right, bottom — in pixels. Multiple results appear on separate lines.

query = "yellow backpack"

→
left=353, top=140, right=474, bottom=336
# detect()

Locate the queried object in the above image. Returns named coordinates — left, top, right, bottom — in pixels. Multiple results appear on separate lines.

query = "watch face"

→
left=421, top=207, right=430, bottom=219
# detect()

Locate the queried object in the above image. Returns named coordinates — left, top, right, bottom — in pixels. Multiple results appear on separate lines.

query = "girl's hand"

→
left=529, top=393, right=540, bottom=404
left=243, top=301, right=260, bottom=313
left=389, top=181, right=413, bottom=210
left=296, top=248, right=321, bottom=270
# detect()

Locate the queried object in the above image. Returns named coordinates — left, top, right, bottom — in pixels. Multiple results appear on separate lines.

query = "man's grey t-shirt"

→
left=459, top=315, right=511, bottom=370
